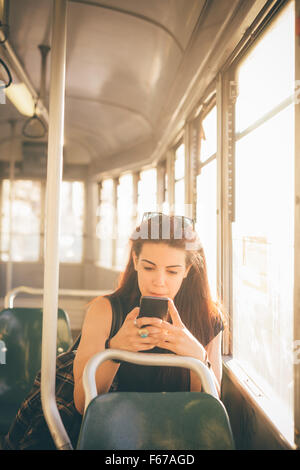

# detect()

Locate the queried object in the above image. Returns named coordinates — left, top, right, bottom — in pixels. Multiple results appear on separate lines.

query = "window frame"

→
left=156, top=160, right=167, bottom=213
left=173, top=138, right=185, bottom=216
left=293, top=0, right=300, bottom=448
left=197, top=95, right=217, bottom=172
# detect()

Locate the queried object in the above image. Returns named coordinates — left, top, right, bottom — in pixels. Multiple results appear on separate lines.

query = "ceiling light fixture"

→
left=5, top=82, right=35, bottom=116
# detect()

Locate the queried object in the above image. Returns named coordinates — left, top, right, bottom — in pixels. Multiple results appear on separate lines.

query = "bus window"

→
left=137, top=168, right=157, bottom=223
left=232, top=1, right=294, bottom=442
left=116, top=173, right=133, bottom=269
left=196, top=105, right=217, bottom=300
left=174, top=143, right=185, bottom=216
left=1, top=179, right=41, bottom=261
left=162, top=163, right=169, bottom=214
left=59, top=181, right=84, bottom=263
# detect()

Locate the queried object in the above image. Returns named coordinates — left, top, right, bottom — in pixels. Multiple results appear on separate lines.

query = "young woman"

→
left=73, top=213, right=224, bottom=415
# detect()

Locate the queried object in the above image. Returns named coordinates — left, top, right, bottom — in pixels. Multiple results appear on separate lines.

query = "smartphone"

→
left=137, top=295, right=169, bottom=320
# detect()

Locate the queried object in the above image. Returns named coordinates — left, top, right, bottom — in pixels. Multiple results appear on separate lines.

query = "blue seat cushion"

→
left=77, top=391, right=235, bottom=450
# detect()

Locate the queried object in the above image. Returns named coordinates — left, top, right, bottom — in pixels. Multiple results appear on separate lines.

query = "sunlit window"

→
left=116, top=173, right=133, bottom=269
left=137, top=168, right=157, bottom=223
left=174, top=143, right=185, bottom=216
left=98, top=178, right=114, bottom=268
left=235, top=4, right=294, bottom=134
left=232, top=2, right=294, bottom=442
left=196, top=160, right=217, bottom=299
left=59, top=181, right=84, bottom=263
left=1, top=179, right=41, bottom=261
left=196, top=105, right=217, bottom=300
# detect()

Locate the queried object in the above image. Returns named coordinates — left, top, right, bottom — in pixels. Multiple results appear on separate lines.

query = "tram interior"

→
left=0, top=0, right=299, bottom=450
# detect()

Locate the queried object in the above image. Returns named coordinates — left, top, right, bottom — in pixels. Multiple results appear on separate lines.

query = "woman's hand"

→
left=154, top=299, right=207, bottom=362
left=109, top=307, right=163, bottom=352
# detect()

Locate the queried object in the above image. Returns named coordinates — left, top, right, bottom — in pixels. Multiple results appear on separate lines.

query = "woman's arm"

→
left=190, top=332, right=223, bottom=396
left=155, top=300, right=223, bottom=396
left=73, top=296, right=163, bottom=414
left=73, top=296, right=122, bottom=415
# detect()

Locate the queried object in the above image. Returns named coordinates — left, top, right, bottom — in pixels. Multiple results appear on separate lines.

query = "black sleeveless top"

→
left=105, top=294, right=224, bottom=393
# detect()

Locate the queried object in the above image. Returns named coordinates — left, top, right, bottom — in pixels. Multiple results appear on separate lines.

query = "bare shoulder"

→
left=81, top=296, right=113, bottom=341
left=86, top=295, right=112, bottom=319
left=73, top=296, right=113, bottom=382
left=74, top=296, right=113, bottom=369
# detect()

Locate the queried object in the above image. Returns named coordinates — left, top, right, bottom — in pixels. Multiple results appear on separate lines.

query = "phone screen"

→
left=138, top=296, right=169, bottom=320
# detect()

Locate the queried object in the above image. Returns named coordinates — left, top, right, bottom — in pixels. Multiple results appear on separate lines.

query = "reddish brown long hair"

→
left=111, top=215, right=223, bottom=347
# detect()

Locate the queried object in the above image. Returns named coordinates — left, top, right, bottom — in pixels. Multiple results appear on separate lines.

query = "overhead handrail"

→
left=83, top=349, right=219, bottom=413
left=4, top=286, right=112, bottom=309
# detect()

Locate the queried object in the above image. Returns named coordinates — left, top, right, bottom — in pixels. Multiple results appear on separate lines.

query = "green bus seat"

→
left=77, top=391, right=235, bottom=450
left=0, top=307, right=73, bottom=435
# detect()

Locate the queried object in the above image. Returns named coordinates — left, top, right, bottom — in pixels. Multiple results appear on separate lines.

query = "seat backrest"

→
left=77, top=391, right=235, bottom=450
left=0, top=307, right=73, bottom=434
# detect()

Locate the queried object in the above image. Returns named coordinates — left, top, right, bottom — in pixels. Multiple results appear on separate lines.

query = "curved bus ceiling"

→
left=0, top=0, right=265, bottom=178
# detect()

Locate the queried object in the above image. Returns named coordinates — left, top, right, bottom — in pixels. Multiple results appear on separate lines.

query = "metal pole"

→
left=41, top=0, right=72, bottom=450
left=6, top=120, right=16, bottom=294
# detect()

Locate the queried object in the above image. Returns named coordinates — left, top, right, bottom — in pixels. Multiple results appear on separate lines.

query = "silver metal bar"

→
left=4, top=285, right=112, bottom=309
left=83, top=349, right=219, bottom=413
left=235, top=94, right=293, bottom=143
left=40, top=0, right=71, bottom=451
left=6, top=120, right=16, bottom=295
left=0, top=0, right=9, bottom=44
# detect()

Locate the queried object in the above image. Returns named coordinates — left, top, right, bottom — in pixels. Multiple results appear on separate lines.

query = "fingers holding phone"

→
left=135, top=296, right=169, bottom=350
left=132, top=296, right=171, bottom=352
left=109, top=304, right=163, bottom=352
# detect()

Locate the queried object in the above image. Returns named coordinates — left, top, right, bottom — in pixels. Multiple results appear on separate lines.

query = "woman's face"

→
left=132, top=242, right=191, bottom=300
